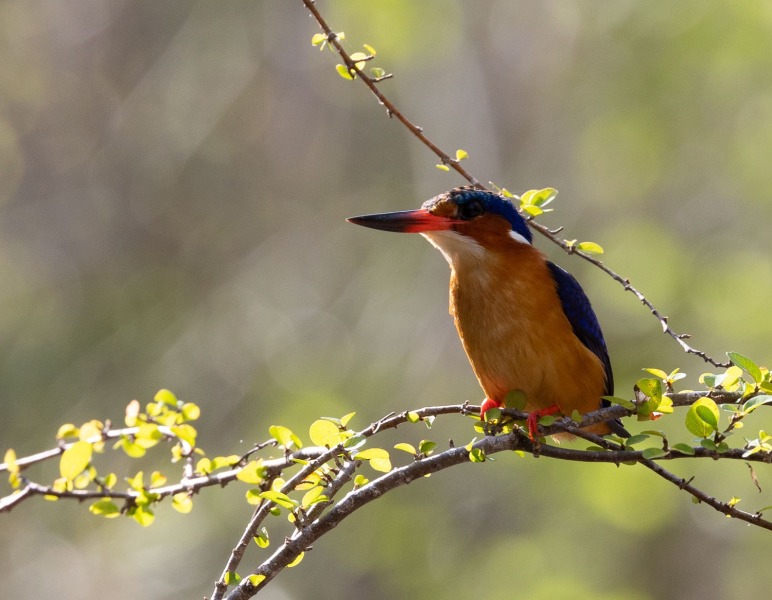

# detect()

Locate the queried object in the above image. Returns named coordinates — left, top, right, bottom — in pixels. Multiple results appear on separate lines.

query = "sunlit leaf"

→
left=172, top=493, right=193, bottom=514
left=269, top=425, right=302, bottom=450
left=254, top=527, right=270, bottom=549
left=311, top=33, right=326, bottom=46
left=685, top=397, right=720, bottom=437
left=436, top=163, right=450, bottom=171
left=394, top=443, right=416, bottom=455
left=60, top=441, right=92, bottom=481
left=287, top=552, right=304, bottom=568
left=643, top=368, right=668, bottom=380
left=89, top=499, right=120, bottom=518
left=727, top=351, right=762, bottom=383
left=455, top=149, right=468, bottom=161
left=131, top=505, right=155, bottom=527
left=335, top=64, right=355, bottom=80
left=259, top=490, right=298, bottom=510
left=418, top=440, right=437, bottom=455
left=309, top=420, right=342, bottom=447
left=340, top=412, right=356, bottom=428
left=576, top=241, right=604, bottom=255
left=245, top=489, right=262, bottom=505
left=154, top=389, right=178, bottom=406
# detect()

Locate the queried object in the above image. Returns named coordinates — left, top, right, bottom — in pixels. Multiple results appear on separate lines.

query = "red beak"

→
left=346, top=209, right=456, bottom=233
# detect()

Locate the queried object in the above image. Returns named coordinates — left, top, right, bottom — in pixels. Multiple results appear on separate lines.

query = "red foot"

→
left=480, top=397, right=502, bottom=419
left=525, top=405, right=561, bottom=440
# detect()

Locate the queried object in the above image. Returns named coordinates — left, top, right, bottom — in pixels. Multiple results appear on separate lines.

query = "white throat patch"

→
left=420, top=230, right=485, bottom=267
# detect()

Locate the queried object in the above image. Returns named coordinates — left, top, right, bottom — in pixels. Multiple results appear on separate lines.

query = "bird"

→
left=347, top=186, right=628, bottom=439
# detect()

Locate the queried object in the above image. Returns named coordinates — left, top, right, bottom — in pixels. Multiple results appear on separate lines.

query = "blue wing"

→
left=547, top=262, right=628, bottom=436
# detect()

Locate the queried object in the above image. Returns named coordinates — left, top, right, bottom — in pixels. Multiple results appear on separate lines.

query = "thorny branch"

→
left=301, top=0, right=729, bottom=369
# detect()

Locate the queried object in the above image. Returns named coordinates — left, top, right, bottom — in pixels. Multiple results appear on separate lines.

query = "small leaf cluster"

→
left=608, top=353, right=772, bottom=466
left=311, top=32, right=386, bottom=82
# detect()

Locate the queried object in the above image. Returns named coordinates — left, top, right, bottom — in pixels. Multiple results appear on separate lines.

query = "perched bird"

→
left=348, top=187, right=628, bottom=439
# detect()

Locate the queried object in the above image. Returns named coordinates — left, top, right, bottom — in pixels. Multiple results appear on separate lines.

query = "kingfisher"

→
left=348, top=187, right=628, bottom=439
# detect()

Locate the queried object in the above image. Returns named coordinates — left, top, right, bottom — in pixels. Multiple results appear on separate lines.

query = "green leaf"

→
left=342, top=434, right=367, bottom=450
left=237, top=460, right=266, bottom=485
left=521, top=204, right=543, bottom=217
left=355, top=448, right=389, bottom=460
left=311, top=33, right=326, bottom=46
left=741, top=395, right=772, bottom=415
left=340, top=412, right=356, bottom=427
left=181, top=402, right=201, bottom=421
left=131, top=505, right=155, bottom=527
left=672, top=443, right=696, bottom=455
left=469, top=447, right=486, bottom=462
left=727, top=351, right=762, bottom=383
left=301, top=486, right=326, bottom=508
left=695, top=405, right=719, bottom=431
left=60, top=441, right=93, bottom=480
left=254, top=527, right=270, bottom=549
left=224, top=571, right=241, bottom=586
left=641, top=447, right=668, bottom=459
left=171, top=424, right=197, bottom=447
left=636, top=378, right=663, bottom=399
left=210, top=455, right=239, bottom=471
left=406, top=412, right=420, bottom=423
left=520, top=188, right=557, bottom=209
left=269, top=425, right=302, bottom=449
left=418, top=440, right=437, bottom=455
left=643, top=368, right=669, bottom=380
left=172, top=493, right=193, bottom=514
left=363, top=43, right=376, bottom=55
left=245, top=489, right=262, bottom=505
left=335, top=64, right=354, bottom=80
left=287, top=552, right=304, bottom=568
left=576, top=241, right=604, bottom=255
left=248, top=574, right=266, bottom=587
left=354, top=474, right=368, bottom=488
left=89, top=499, right=120, bottom=518
left=309, top=420, right=342, bottom=447
left=624, top=434, right=651, bottom=446
left=394, top=443, right=417, bottom=455
left=154, top=389, right=178, bottom=406
left=685, top=397, right=720, bottom=437
left=699, top=372, right=718, bottom=388
left=259, top=490, right=298, bottom=510
left=356, top=448, right=392, bottom=472
left=603, top=395, right=636, bottom=410
left=718, top=365, right=744, bottom=391
left=115, top=437, right=146, bottom=458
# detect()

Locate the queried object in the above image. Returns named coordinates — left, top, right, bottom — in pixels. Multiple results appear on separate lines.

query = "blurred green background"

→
left=2, top=1, right=772, bottom=598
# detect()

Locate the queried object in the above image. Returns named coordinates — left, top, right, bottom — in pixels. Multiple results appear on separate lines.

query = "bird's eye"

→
left=458, top=200, right=484, bottom=220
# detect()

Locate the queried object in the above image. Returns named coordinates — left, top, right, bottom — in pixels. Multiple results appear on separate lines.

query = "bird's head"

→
left=347, top=187, right=532, bottom=266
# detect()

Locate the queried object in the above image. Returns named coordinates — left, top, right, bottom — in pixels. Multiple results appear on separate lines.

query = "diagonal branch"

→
left=300, top=0, right=728, bottom=369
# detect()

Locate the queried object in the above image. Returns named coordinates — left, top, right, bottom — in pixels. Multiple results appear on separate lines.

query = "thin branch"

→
left=301, top=0, right=481, bottom=188
left=300, top=0, right=729, bottom=369
left=224, top=422, right=772, bottom=599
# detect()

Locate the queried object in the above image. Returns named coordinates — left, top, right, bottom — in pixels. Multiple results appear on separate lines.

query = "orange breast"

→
left=449, top=245, right=607, bottom=419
